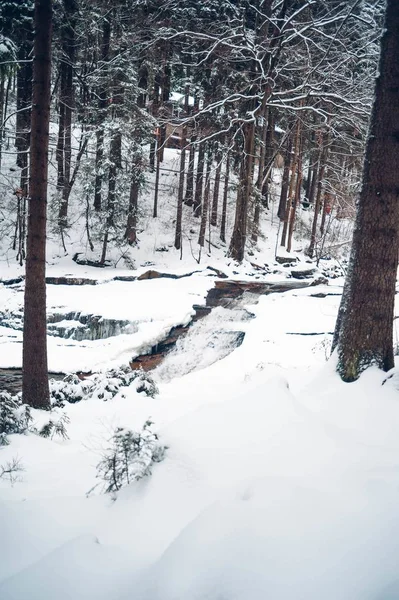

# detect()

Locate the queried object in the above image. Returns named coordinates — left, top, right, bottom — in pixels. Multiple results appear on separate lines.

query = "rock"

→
left=137, top=269, right=202, bottom=281
left=275, top=255, right=297, bottom=265
left=137, top=270, right=175, bottom=280
left=0, top=277, right=24, bottom=286
left=310, top=276, right=329, bottom=286
left=290, top=267, right=317, bottom=279
left=206, top=266, right=228, bottom=278
left=46, top=276, right=98, bottom=286
left=47, top=312, right=135, bottom=341
left=192, top=305, right=212, bottom=320
left=72, top=253, right=111, bottom=268
left=112, top=275, right=137, bottom=282
left=130, top=354, right=164, bottom=371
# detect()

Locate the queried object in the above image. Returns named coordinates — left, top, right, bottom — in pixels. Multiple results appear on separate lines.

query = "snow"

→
left=2, top=270, right=399, bottom=599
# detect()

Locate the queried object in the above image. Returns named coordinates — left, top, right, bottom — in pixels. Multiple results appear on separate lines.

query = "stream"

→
left=0, top=275, right=324, bottom=395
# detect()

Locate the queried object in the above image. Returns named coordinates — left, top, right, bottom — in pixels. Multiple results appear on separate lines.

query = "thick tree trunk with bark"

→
left=277, top=134, right=293, bottom=221
left=229, top=122, right=255, bottom=262
left=332, top=0, right=399, bottom=382
left=198, top=151, right=212, bottom=247
left=16, top=38, right=32, bottom=170
left=100, top=129, right=121, bottom=265
left=22, top=0, right=52, bottom=410
left=287, top=132, right=303, bottom=253
left=93, top=17, right=111, bottom=212
left=220, top=153, right=230, bottom=243
left=261, top=109, right=274, bottom=209
left=307, top=131, right=329, bottom=258
left=184, top=133, right=196, bottom=206
left=125, top=152, right=143, bottom=246
left=175, top=126, right=186, bottom=250
left=281, top=116, right=301, bottom=247
left=211, top=145, right=222, bottom=226
left=57, top=0, right=77, bottom=226
left=193, top=140, right=206, bottom=217
left=252, top=103, right=269, bottom=243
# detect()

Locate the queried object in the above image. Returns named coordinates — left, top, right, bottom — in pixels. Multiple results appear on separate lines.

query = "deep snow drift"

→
left=2, top=279, right=399, bottom=600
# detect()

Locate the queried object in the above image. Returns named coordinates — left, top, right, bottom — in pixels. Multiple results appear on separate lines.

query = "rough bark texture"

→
left=22, top=0, right=52, bottom=410
left=193, top=140, right=206, bottom=217
left=281, top=116, right=301, bottom=247
left=57, top=0, right=77, bottom=225
left=307, top=130, right=329, bottom=258
left=252, top=103, right=269, bottom=242
left=16, top=37, right=32, bottom=170
left=93, top=17, right=111, bottom=212
left=286, top=130, right=303, bottom=253
left=229, top=122, right=255, bottom=262
left=277, top=134, right=293, bottom=220
left=220, top=153, right=230, bottom=243
left=175, top=126, right=186, bottom=250
left=211, top=148, right=222, bottom=226
left=332, top=0, right=399, bottom=382
left=184, top=134, right=196, bottom=206
left=125, top=152, right=143, bottom=245
left=198, top=151, right=212, bottom=247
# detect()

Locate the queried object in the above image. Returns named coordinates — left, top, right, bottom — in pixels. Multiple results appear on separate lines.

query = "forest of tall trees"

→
left=0, top=0, right=384, bottom=265
left=0, top=0, right=397, bottom=398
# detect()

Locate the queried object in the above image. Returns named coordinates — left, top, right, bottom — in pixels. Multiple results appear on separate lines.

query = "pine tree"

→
left=22, top=0, right=52, bottom=409
left=332, top=0, right=399, bottom=382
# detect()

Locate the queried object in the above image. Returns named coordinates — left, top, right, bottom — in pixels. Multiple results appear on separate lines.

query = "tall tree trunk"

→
left=0, top=75, right=5, bottom=169
left=125, top=151, right=143, bottom=246
left=220, top=152, right=230, bottom=243
left=252, top=102, right=270, bottom=243
left=281, top=116, right=301, bottom=248
left=153, top=131, right=161, bottom=218
left=22, top=0, right=52, bottom=410
left=304, top=122, right=316, bottom=205
left=184, top=132, right=196, bottom=206
left=56, top=62, right=66, bottom=193
left=307, top=134, right=329, bottom=258
left=16, top=37, right=33, bottom=171
left=100, top=130, right=121, bottom=265
left=229, top=121, right=255, bottom=262
left=261, top=109, right=275, bottom=209
left=175, top=125, right=186, bottom=250
left=198, top=150, right=212, bottom=247
left=0, top=74, right=12, bottom=170
left=193, top=139, right=206, bottom=217
left=332, top=0, right=399, bottom=381
left=277, top=133, right=293, bottom=221
left=211, top=145, right=222, bottom=226
left=286, top=131, right=303, bottom=253
left=58, top=0, right=76, bottom=226
left=93, top=16, right=110, bottom=211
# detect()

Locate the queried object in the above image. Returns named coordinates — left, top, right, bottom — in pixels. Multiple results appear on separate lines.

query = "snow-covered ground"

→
left=2, top=273, right=399, bottom=599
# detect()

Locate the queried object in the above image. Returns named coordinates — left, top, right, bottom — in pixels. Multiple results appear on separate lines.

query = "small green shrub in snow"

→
left=0, top=391, right=32, bottom=445
left=39, top=413, right=70, bottom=440
left=50, top=366, right=158, bottom=406
left=95, top=420, right=166, bottom=494
left=0, top=456, right=24, bottom=484
left=0, top=391, right=70, bottom=446
left=50, top=373, right=91, bottom=405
